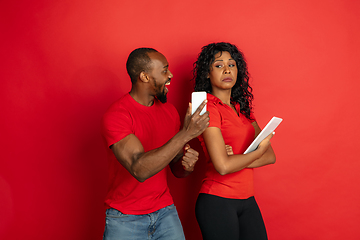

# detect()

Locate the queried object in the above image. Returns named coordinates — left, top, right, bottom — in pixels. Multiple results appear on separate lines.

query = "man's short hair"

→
left=126, top=48, right=158, bottom=84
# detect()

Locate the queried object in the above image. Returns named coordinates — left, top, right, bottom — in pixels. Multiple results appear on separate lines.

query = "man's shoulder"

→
left=102, top=94, right=132, bottom=122
left=107, top=93, right=132, bottom=111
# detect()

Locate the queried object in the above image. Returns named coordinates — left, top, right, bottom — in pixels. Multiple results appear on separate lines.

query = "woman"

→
left=193, top=42, right=276, bottom=240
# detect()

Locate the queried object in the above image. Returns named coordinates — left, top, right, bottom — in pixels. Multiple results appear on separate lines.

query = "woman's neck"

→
left=211, top=89, right=232, bottom=105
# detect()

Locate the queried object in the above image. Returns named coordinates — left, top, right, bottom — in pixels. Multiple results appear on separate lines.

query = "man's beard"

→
left=153, top=78, right=168, bottom=103
left=156, top=89, right=167, bottom=103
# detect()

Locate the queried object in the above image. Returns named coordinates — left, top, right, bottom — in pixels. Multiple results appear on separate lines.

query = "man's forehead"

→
left=148, top=52, right=168, bottom=67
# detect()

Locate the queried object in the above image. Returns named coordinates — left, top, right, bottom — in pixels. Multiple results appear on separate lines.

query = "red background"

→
left=1, top=0, right=360, bottom=239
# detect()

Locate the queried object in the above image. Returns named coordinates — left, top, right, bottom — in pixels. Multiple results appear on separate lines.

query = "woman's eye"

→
left=215, top=65, right=223, bottom=68
left=229, top=61, right=236, bottom=67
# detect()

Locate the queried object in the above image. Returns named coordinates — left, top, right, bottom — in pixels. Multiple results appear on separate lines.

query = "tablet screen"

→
left=244, top=117, right=283, bottom=154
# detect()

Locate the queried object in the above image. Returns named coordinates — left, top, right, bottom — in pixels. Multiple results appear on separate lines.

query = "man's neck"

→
left=129, top=88, right=155, bottom=107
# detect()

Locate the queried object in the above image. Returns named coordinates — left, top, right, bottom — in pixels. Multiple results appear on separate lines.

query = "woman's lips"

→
left=222, top=77, right=233, bottom=82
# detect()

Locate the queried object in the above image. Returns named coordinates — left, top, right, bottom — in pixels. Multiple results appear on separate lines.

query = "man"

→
left=101, top=47, right=209, bottom=240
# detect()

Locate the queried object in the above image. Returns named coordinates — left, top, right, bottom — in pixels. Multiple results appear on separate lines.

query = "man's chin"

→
left=156, top=94, right=167, bottom=103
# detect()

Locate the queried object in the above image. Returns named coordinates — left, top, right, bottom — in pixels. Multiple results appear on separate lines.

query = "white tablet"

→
left=191, top=91, right=207, bottom=115
left=243, top=116, right=283, bottom=154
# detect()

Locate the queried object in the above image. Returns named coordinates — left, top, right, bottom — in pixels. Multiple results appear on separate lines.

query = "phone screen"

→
left=191, top=91, right=207, bottom=115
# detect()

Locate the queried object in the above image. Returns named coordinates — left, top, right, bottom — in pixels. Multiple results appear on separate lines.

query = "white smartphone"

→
left=191, top=91, right=207, bottom=115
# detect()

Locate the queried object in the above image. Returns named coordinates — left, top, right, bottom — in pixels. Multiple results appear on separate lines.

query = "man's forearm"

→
left=130, top=130, right=190, bottom=182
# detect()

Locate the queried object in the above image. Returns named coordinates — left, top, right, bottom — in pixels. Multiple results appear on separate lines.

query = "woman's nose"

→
left=224, top=66, right=231, bottom=74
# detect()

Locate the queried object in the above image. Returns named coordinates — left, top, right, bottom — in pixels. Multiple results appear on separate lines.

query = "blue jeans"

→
left=103, top=204, right=185, bottom=240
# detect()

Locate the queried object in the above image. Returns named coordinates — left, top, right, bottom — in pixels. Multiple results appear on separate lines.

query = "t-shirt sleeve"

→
left=208, top=102, right=221, bottom=129
left=102, top=106, right=133, bottom=148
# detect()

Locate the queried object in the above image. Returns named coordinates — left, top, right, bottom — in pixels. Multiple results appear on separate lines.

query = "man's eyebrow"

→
left=163, top=64, right=169, bottom=69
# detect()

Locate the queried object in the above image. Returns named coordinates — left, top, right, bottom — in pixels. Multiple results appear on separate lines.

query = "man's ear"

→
left=139, top=71, right=149, bottom=83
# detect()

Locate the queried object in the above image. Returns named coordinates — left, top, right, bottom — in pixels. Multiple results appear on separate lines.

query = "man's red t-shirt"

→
left=101, top=93, right=180, bottom=214
left=198, top=93, right=256, bottom=199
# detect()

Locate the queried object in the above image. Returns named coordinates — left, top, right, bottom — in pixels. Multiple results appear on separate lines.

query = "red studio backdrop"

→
left=1, top=1, right=360, bottom=239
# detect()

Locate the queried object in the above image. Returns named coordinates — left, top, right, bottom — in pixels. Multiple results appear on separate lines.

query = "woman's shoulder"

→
left=206, top=93, right=225, bottom=120
left=206, top=93, right=225, bottom=110
left=207, top=93, right=223, bottom=106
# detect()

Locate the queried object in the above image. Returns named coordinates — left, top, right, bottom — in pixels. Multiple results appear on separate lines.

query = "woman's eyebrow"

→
left=214, top=58, right=234, bottom=62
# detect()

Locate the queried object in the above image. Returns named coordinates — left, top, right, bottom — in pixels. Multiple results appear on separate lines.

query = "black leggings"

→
left=195, top=193, right=268, bottom=240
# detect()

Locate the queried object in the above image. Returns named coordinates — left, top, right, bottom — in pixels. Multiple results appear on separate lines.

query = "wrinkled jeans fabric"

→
left=103, top=204, right=185, bottom=240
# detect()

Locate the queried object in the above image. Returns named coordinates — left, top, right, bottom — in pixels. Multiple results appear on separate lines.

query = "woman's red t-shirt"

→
left=198, top=93, right=256, bottom=199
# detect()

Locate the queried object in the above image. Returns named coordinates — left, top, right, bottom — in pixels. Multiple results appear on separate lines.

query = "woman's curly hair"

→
left=193, top=42, right=254, bottom=120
